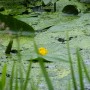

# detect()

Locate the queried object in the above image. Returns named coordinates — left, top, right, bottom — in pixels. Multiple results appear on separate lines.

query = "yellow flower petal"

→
left=38, top=47, right=48, bottom=56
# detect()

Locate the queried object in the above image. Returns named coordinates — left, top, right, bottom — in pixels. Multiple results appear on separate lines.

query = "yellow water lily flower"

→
left=38, top=47, right=48, bottom=56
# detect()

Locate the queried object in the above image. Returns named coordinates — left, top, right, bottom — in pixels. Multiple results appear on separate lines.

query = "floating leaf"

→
left=0, top=13, right=35, bottom=37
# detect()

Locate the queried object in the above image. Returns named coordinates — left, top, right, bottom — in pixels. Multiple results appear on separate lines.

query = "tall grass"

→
left=15, top=66, right=19, bottom=90
left=0, top=64, right=7, bottom=90
left=66, top=33, right=77, bottom=90
left=67, top=32, right=90, bottom=90
left=33, top=39, right=54, bottom=90
left=9, top=61, right=15, bottom=90
left=23, top=60, right=32, bottom=90
left=38, top=58, right=54, bottom=90
left=76, top=48, right=84, bottom=90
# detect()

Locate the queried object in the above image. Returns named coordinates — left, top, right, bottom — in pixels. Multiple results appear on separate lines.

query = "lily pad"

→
left=0, top=13, right=35, bottom=37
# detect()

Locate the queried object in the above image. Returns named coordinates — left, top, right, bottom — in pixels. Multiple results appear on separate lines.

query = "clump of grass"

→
left=66, top=32, right=90, bottom=90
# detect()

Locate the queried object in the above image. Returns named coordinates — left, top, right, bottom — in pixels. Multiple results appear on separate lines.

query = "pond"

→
left=0, top=11, right=90, bottom=90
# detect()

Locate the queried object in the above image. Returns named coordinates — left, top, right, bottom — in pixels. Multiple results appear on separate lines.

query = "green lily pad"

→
left=0, top=13, right=35, bottom=37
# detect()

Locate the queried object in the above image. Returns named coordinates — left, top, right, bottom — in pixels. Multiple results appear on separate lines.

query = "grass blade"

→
left=33, top=39, right=54, bottom=90
left=39, top=58, right=54, bottom=90
left=0, top=80, right=2, bottom=90
left=67, top=81, right=71, bottom=90
left=76, top=48, right=84, bottom=90
left=10, top=62, right=15, bottom=90
left=1, top=64, right=7, bottom=90
left=15, top=66, right=19, bottom=90
left=15, top=36, right=24, bottom=90
left=33, top=39, right=39, bottom=55
left=81, top=54, right=90, bottom=82
left=66, top=32, right=77, bottom=90
left=30, top=79, right=37, bottom=90
left=19, top=65, right=23, bottom=90
left=83, top=63, right=90, bottom=82
left=23, top=60, right=32, bottom=90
